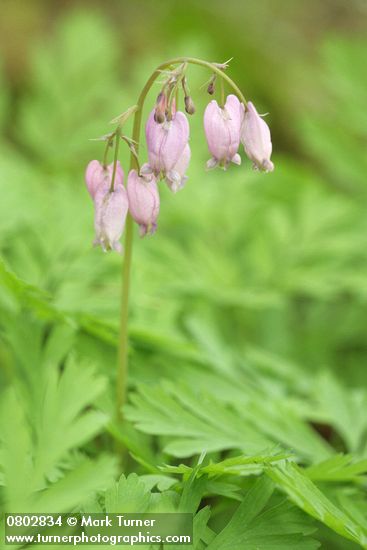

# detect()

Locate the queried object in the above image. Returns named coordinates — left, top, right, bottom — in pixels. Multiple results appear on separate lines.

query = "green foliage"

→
left=89, top=472, right=319, bottom=549
left=1, top=7, right=367, bottom=550
left=0, top=360, right=117, bottom=513
left=125, top=380, right=332, bottom=461
left=298, top=38, right=367, bottom=194
left=205, top=477, right=319, bottom=550
left=17, top=11, right=130, bottom=168
left=312, top=372, right=367, bottom=455
left=306, top=454, right=367, bottom=483
left=267, top=463, right=367, bottom=548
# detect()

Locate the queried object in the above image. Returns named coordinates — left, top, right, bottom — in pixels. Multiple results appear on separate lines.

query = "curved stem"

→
left=116, top=57, right=247, bottom=422
left=166, top=57, right=247, bottom=106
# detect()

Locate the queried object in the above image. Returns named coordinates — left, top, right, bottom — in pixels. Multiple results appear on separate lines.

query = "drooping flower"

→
left=85, top=160, right=128, bottom=252
left=127, top=167, right=160, bottom=236
left=203, top=94, right=243, bottom=169
left=165, top=144, right=191, bottom=193
left=93, top=185, right=129, bottom=252
left=145, top=109, right=190, bottom=177
left=241, top=101, right=274, bottom=172
left=85, top=160, right=124, bottom=199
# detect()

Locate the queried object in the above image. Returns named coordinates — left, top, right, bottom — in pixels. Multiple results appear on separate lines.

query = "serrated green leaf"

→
left=267, top=462, right=367, bottom=548
left=207, top=476, right=319, bottom=550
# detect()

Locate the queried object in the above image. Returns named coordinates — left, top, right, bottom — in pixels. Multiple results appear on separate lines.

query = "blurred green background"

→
left=1, top=1, right=367, bottom=548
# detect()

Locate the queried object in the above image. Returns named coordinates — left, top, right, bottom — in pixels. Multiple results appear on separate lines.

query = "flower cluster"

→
left=204, top=96, right=274, bottom=172
left=85, top=66, right=274, bottom=253
left=85, top=159, right=159, bottom=250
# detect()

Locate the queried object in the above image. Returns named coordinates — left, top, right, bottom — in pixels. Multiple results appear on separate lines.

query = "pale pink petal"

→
left=241, top=101, right=274, bottom=172
left=165, top=144, right=191, bottom=192
left=127, top=169, right=160, bottom=236
left=85, top=160, right=124, bottom=199
left=203, top=95, right=242, bottom=168
left=93, top=185, right=128, bottom=252
left=146, top=109, right=189, bottom=175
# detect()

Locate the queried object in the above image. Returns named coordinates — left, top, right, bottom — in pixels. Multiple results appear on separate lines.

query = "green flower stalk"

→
left=84, top=57, right=274, bottom=422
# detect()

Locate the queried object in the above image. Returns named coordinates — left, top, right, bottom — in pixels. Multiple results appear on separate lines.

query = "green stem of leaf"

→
left=109, top=126, right=121, bottom=193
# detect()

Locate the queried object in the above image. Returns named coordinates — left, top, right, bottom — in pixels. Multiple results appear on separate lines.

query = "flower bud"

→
left=145, top=108, right=189, bottom=177
left=203, top=94, right=243, bottom=169
left=127, top=167, right=160, bottom=236
left=154, top=111, right=166, bottom=124
left=184, top=95, right=195, bottom=115
left=154, top=92, right=167, bottom=124
left=207, top=76, right=216, bottom=95
left=85, top=160, right=123, bottom=198
left=241, top=101, right=274, bottom=172
left=166, top=144, right=191, bottom=193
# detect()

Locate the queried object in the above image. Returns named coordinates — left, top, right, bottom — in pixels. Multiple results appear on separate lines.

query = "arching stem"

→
left=115, top=57, right=247, bottom=422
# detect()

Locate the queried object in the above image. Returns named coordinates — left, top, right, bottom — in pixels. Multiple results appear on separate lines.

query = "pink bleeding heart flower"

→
left=203, top=94, right=243, bottom=169
left=85, top=160, right=128, bottom=252
left=165, top=144, right=191, bottom=193
left=145, top=109, right=189, bottom=177
left=127, top=167, right=160, bottom=236
left=93, top=184, right=129, bottom=253
left=241, top=101, right=274, bottom=172
left=85, top=160, right=124, bottom=199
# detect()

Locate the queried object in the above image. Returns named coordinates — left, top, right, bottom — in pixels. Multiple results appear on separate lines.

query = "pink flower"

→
left=85, top=160, right=124, bottom=198
left=203, top=94, right=243, bottom=169
left=241, top=101, right=274, bottom=172
left=127, top=167, right=160, bottom=236
left=165, top=144, right=191, bottom=193
left=145, top=109, right=189, bottom=176
left=85, top=160, right=128, bottom=252
left=93, top=185, right=129, bottom=252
